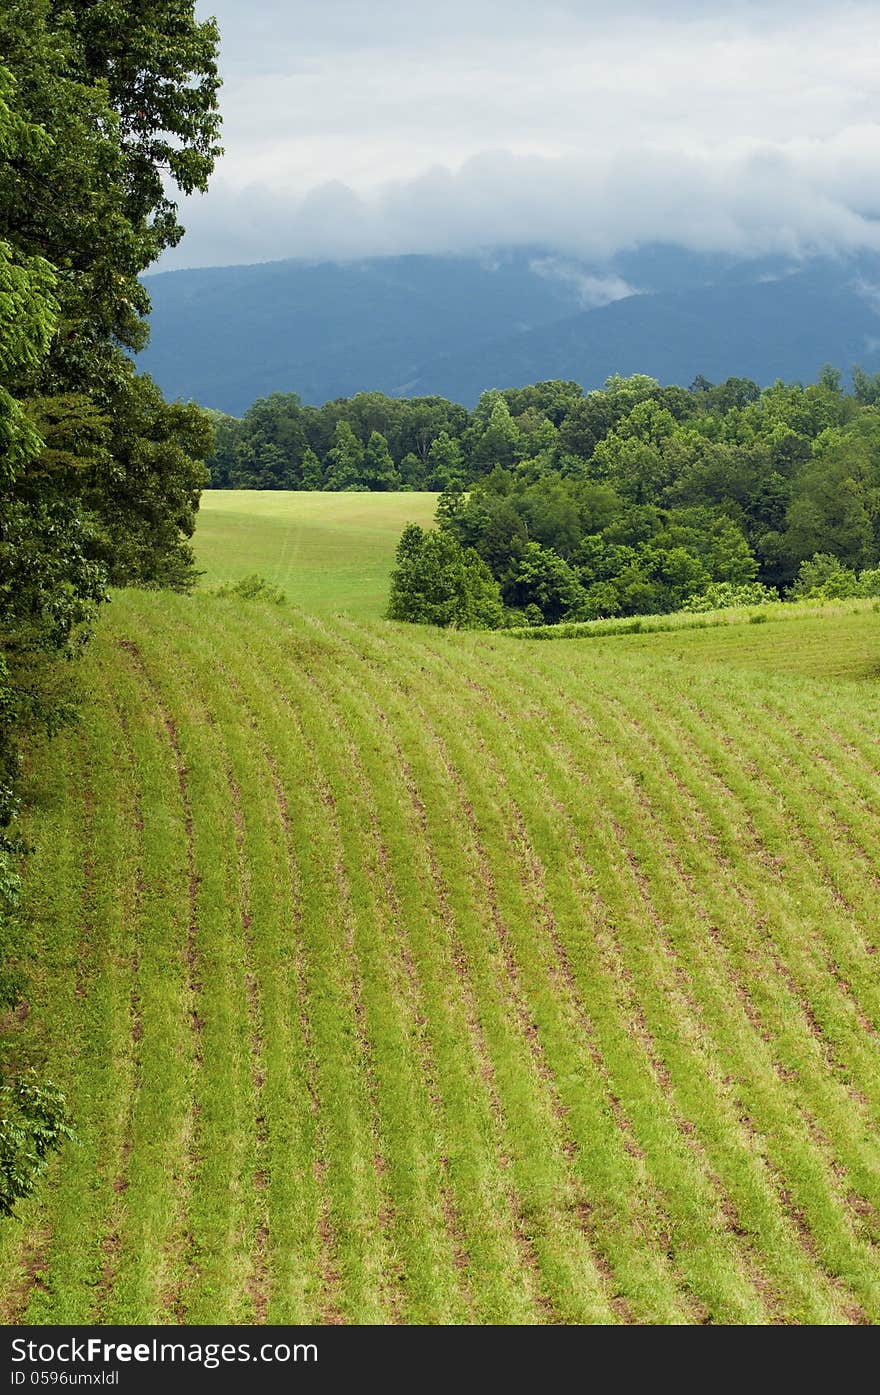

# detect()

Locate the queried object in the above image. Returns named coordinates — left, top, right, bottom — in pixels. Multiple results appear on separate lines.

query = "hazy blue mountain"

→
left=408, top=264, right=880, bottom=403
left=139, top=246, right=880, bottom=413
left=139, top=250, right=584, bottom=414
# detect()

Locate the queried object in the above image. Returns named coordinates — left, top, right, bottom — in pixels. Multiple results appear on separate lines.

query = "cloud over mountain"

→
left=168, top=0, right=880, bottom=268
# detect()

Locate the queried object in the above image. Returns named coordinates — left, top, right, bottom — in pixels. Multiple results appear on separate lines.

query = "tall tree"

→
left=387, top=524, right=504, bottom=629
left=0, top=0, right=221, bottom=1214
left=363, top=429, right=399, bottom=490
left=323, top=420, right=365, bottom=491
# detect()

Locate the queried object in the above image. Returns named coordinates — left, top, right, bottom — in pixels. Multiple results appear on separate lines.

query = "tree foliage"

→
left=387, top=524, right=504, bottom=629
left=210, top=368, right=880, bottom=625
left=0, top=0, right=221, bottom=1214
left=204, top=367, right=880, bottom=628
left=369, top=367, right=880, bottom=627
left=0, top=1074, right=75, bottom=1218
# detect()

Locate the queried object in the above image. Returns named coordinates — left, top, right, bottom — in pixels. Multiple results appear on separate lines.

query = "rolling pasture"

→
left=193, top=490, right=437, bottom=616
left=1, top=495, right=879, bottom=1324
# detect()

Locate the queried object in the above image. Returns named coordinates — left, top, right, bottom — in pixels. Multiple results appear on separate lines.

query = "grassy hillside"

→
left=193, top=491, right=437, bottom=617
left=1, top=587, right=879, bottom=1324
left=515, top=599, right=880, bottom=680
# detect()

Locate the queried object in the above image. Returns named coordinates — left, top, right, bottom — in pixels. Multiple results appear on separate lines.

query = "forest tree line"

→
left=0, top=0, right=220, bottom=1212
left=207, top=369, right=880, bottom=625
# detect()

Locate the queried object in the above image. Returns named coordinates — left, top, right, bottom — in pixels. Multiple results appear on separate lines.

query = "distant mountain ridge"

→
left=138, top=245, right=880, bottom=414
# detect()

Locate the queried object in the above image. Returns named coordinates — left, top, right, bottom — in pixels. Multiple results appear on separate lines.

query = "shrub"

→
left=0, top=1074, right=74, bottom=1218
left=212, top=574, right=287, bottom=604
left=857, top=567, right=880, bottom=598
left=502, top=609, right=530, bottom=629
left=682, top=580, right=777, bottom=612
left=786, top=553, right=859, bottom=600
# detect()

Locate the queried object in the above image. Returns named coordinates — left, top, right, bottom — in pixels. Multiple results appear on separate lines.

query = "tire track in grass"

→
left=276, top=703, right=391, bottom=1324
left=188, top=641, right=324, bottom=1325
left=708, top=722, right=870, bottom=963
left=20, top=745, right=98, bottom=1322
left=424, top=721, right=639, bottom=1322
left=609, top=667, right=880, bottom=1130
left=117, top=625, right=267, bottom=1321
left=319, top=694, right=543, bottom=1321
left=368, top=742, right=555, bottom=1316
left=213, top=608, right=842, bottom=1316
left=770, top=698, right=880, bottom=919
left=10, top=672, right=145, bottom=1323
left=669, top=696, right=880, bottom=1295
left=87, top=639, right=192, bottom=1321
left=352, top=686, right=585, bottom=1316
left=117, top=645, right=201, bottom=1024
left=291, top=714, right=398, bottom=1323
left=327, top=622, right=700, bottom=1316
left=310, top=620, right=621, bottom=1321
left=49, top=616, right=252, bottom=1323
left=533, top=780, right=791, bottom=1323
left=202, top=640, right=342, bottom=1324
left=502, top=791, right=670, bottom=1324
left=18, top=592, right=878, bottom=1324
left=603, top=804, right=850, bottom=1322
left=0, top=1218, right=53, bottom=1324
left=436, top=694, right=762, bottom=1321
left=398, top=749, right=550, bottom=1320
left=368, top=823, right=474, bottom=1314
left=724, top=687, right=880, bottom=1037
left=685, top=686, right=876, bottom=1025
left=93, top=676, right=148, bottom=1319
left=383, top=726, right=559, bottom=1324
left=268, top=651, right=482, bottom=1321
left=230, top=611, right=543, bottom=1316
left=676, top=680, right=880, bottom=1050
left=206, top=625, right=391, bottom=1325
left=312, top=1161, right=343, bottom=1325
left=133, top=610, right=304, bottom=1324
left=631, top=674, right=873, bottom=968
left=255, top=739, right=323, bottom=1323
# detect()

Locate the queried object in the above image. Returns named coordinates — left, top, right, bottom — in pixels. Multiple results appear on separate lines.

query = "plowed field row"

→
left=1, top=592, right=877, bottom=1323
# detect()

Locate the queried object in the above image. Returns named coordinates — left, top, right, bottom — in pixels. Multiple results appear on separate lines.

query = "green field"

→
left=1, top=496, right=879, bottom=1325
left=193, top=490, right=438, bottom=616
left=517, top=599, right=880, bottom=681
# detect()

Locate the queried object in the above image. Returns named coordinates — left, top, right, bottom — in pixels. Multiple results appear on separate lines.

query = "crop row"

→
left=0, top=593, right=877, bottom=1323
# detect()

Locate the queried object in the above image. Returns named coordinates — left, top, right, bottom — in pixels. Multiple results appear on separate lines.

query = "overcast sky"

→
left=159, top=0, right=880, bottom=269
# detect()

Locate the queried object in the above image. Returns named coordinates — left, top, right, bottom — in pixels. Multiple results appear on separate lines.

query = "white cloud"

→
left=529, top=259, right=638, bottom=306
left=162, top=1, right=880, bottom=267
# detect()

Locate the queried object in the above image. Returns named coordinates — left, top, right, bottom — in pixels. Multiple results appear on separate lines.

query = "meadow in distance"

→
left=1, top=491, right=879, bottom=1325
